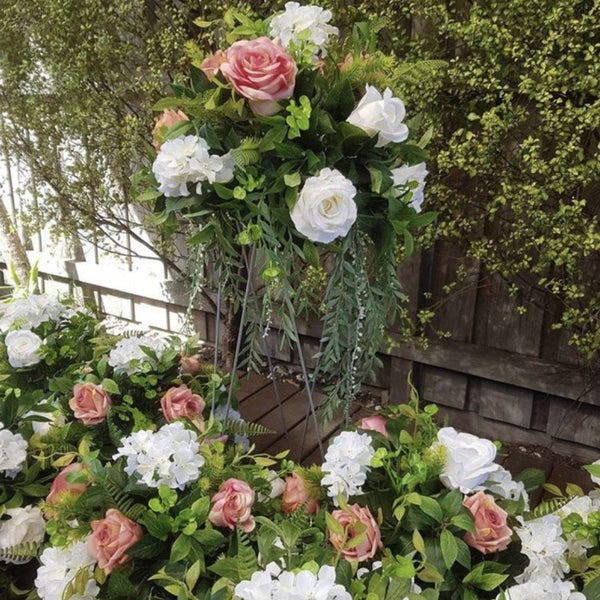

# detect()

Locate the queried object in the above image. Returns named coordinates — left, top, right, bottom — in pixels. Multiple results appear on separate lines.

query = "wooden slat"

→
left=238, top=378, right=300, bottom=422
left=235, top=371, right=274, bottom=402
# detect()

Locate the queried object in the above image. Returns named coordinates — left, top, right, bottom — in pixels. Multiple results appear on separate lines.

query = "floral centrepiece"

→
left=135, top=1, right=437, bottom=419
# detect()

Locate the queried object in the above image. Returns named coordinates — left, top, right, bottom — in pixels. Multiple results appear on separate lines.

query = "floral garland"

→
left=1, top=292, right=600, bottom=600
left=136, top=2, right=436, bottom=419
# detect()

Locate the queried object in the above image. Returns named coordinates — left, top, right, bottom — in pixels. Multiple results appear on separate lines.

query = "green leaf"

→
left=476, top=573, right=509, bottom=592
left=440, top=529, right=458, bottom=570
left=302, top=239, right=320, bottom=268
left=213, top=183, right=234, bottom=200
left=142, top=511, right=172, bottom=541
left=19, top=484, right=48, bottom=497
left=284, top=172, right=301, bottom=187
left=128, top=535, right=167, bottom=559
left=100, top=378, right=120, bottom=395
left=418, top=497, right=443, bottom=523
left=584, top=575, right=600, bottom=599
left=170, top=534, right=192, bottom=563
left=450, top=513, right=475, bottom=533
left=412, top=529, right=426, bottom=555
left=440, top=489, right=464, bottom=517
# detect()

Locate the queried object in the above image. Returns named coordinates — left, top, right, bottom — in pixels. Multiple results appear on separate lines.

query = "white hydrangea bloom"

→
left=0, top=294, right=67, bottom=332
left=556, top=495, right=600, bottom=561
left=35, top=540, right=99, bottom=600
left=0, top=506, right=46, bottom=564
left=321, top=431, right=374, bottom=505
left=0, top=423, right=27, bottom=478
left=496, top=576, right=585, bottom=600
left=234, top=562, right=351, bottom=600
left=474, top=465, right=529, bottom=509
left=269, top=2, right=339, bottom=57
left=391, top=162, right=428, bottom=212
left=515, top=515, right=570, bottom=582
left=108, top=335, right=168, bottom=375
left=152, top=135, right=234, bottom=198
left=114, top=422, right=205, bottom=490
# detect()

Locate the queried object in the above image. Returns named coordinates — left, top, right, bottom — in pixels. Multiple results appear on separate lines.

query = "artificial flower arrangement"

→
left=135, top=2, right=437, bottom=420
left=1, top=294, right=600, bottom=600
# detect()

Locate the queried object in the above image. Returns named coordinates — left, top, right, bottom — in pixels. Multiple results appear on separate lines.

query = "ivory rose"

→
left=69, top=382, right=112, bottom=425
left=290, top=168, right=357, bottom=243
left=87, top=508, right=143, bottom=574
left=160, top=384, right=206, bottom=423
left=46, top=462, right=87, bottom=505
left=5, top=329, right=43, bottom=368
left=463, top=491, right=512, bottom=554
left=220, top=37, right=297, bottom=116
left=346, top=85, right=409, bottom=147
left=328, top=503, right=382, bottom=562
left=208, top=478, right=256, bottom=533
left=357, top=415, right=389, bottom=439
left=436, top=426, right=499, bottom=493
left=282, top=472, right=319, bottom=514
left=152, top=109, right=189, bottom=149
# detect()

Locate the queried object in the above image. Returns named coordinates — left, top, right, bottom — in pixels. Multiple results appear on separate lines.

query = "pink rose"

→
left=328, top=504, right=382, bottom=562
left=208, top=478, right=255, bottom=533
left=152, top=109, right=189, bottom=149
left=220, top=37, right=297, bottom=116
left=160, top=384, right=206, bottom=423
left=462, top=491, right=512, bottom=554
left=87, top=508, right=143, bottom=574
left=282, top=472, right=319, bottom=515
left=46, top=463, right=87, bottom=505
left=200, top=50, right=227, bottom=80
left=357, top=415, right=389, bottom=438
left=69, top=382, right=112, bottom=425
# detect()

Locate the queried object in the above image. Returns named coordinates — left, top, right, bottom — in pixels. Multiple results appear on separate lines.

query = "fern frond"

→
left=0, top=540, right=41, bottom=563
left=531, top=495, right=572, bottom=518
left=101, top=473, right=147, bottom=522
left=236, top=528, right=259, bottom=581
left=230, top=137, right=261, bottom=167
left=582, top=568, right=600, bottom=585
left=223, top=418, right=274, bottom=437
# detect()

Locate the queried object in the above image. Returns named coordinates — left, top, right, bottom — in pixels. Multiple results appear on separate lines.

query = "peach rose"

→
left=282, top=472, right=319, bottom=515
left=152, top=109, right=189, bottom=149
left=208, top=478, right=255, bottom=533
left=69, top=382, right=111, bottom=425
left=220, top=37, right=297, bottom=116
left=160, top=384, right=206, bottom=423
left=357, top=415, right=389, bottom=439
left=329, top=503, right=382, bottom=562
left=87, top=508, right=143, bottom=574
left=200, top=50, right=227, bottom=80
left=46, top=463, right=87, bottom=505
left=462, top=491, right=512, bottom=554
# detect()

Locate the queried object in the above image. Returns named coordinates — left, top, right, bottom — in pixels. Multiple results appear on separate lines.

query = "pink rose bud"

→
left=69, top=382, right=112, bottom=425
left=200, top=50, right=227, bottom=80
left=357, top=415, right=389, bottom=439
left=462, top=491, right=513, bottom=554
left=87, top=508, right=143, bottom=574
left=282, top=473, right=319, bottom=515
left=180, top=354, right=202, bottom=376
left=208, top=478, right=255, bottom=533
left=152, top=109, right=189, bottom=149
left=46, top=463, right=88, bottom=505
left=328, top=503, right=383, bottom=562
left=160, top=384, right=206, bottom=423
left=220, top=37, right=297, bottom=116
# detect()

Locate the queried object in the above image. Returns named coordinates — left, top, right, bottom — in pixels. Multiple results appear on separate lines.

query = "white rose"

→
left=5, top=329, right=43, bottom=368
left=436, top=427, right=500, bottom=493
left=391, top=162, right=429, bottom=212
left=346, top=85, right=409, bottom=147
left=0, top=506, right=46, bottom=564
left=290, top=168, right=357, bottom=243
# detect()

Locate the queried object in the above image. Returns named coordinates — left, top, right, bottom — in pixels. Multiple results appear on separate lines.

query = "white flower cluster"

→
left=474, top=465, right=529, bottom=509
left=35, top=541, right=99, bottom=600
left=0, top=506, right=46, bottom=564
left=114, top=422, right=205, bottom=490
left=321, top=430, right=374, bottom=505
left=0, top=422, right=27, bottom=478
left=152, top=135, right=234, bottom=198
left=108, top=335, right=168, bottom=375
left=515, top=515, right=569, bottom=582
left=0, top=294, right=67, bottom=332
left=496, top=576, right=585, bottom=600
left=269, top=2, right=339, bottom=57
left=235, top=562, right=351, bottom=600
left=391, top=162, right=428, bottom=213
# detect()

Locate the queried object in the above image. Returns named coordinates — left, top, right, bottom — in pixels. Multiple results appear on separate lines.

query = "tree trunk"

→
left=0, top=195, right=33, bottom=291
